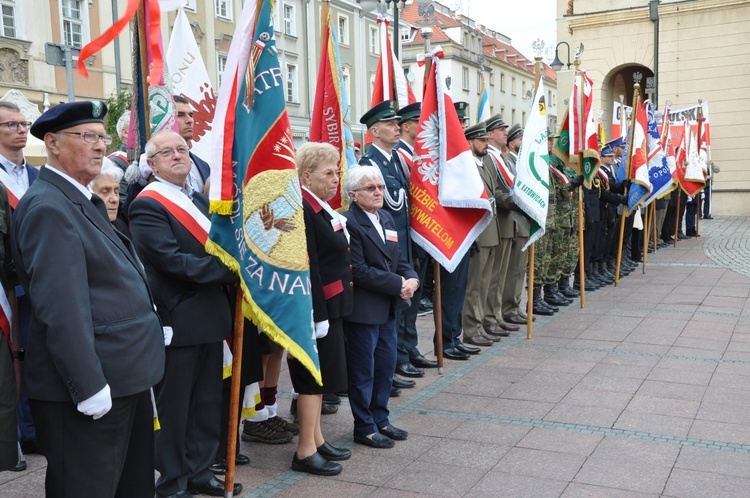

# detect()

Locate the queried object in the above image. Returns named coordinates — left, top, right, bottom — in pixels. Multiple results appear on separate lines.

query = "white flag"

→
left=512, top=80, right=550, bottom=250
left=166, top=9, right=216, bottom=162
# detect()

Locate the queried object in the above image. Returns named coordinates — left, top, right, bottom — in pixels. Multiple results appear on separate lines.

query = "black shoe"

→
left=392, top=375, right=416, bottom=389
left=560, top=286, right=579, bottom=298
left=379, top=424, right=408, bottom=441
left=419, top=297, right=434, bottom=312
left=410, top=355, right=438, bottom=369
left=321, top=402, right=338, bottom=414
left=354, top=432, right=395, bottom=448
left=544, top=293, right=570, bottom=307
left=188, top=477, right=242, bottom=497
left=704, top=215, right=713, bottom=220
left=395, top=362, right=424, bottom=378
left=532, top=300, right=555, bottom=316
left=317, top=441, right=351, bottom=461
left=209, top=453, right=250, bottom=475
left=455, top=343, right=480, bottom=355
left=242, top=420, right=294, bottom=444
left=291, top=451, right=342, bottom=476
left=290, top=397, right=297, bottom=415
left=443, top=347, right=470, bottom=360
left=390, top=387, right=402, bottom=397
left=323, top=393, right=341, bottom=405
left=336, top=391, right=348, bottom=397
left=10, top=458, right=26, bottom=472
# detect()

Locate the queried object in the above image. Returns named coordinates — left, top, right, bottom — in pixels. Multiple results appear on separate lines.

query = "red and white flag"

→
left=371, top=17, right=415, bottom=110
left=409, top=49, right=492, bottom=272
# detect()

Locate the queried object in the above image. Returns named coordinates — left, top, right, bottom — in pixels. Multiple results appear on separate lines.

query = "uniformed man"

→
left=392, top=102, right=438, bottom=377
left=454, top=102, right=470, bottom=130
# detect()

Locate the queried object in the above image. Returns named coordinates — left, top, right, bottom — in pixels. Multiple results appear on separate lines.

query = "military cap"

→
left=353, top=141, right=361, bottom=151
left=506, top=123, right=523, bottom=145
left=30, top=100, right=107, bottom=140
left=396, top=102, right=421, bottom=125
left=454, top=101, right=469, bottom=121
left=601, top=144, right=615, bottom=156
left=464, top=123, right=489, bottom=140
left=485, top=114, right=508, bottom=131
left=606, top=136, right=626, bottom=149
left=359, top=100, right=399, bottom=129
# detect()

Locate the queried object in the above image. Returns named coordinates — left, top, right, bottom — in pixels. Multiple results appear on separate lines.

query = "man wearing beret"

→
left=359, top=100, right=416, bottom=392
left=11, top=101, right=165, bottom=497
left=392, top=102, right=438, bottom=378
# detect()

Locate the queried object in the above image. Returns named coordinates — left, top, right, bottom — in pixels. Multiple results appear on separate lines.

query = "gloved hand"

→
left=623, top=179, right=631, bottom=189
left=620, top=196, right=628, bottom=205
left=77, top=384, right=112, bottom=420
left=163, top=326, right=173, bottom=346
left=570, top=175, right=584, bottom=188
left=314, top=320, right=330, bottom=340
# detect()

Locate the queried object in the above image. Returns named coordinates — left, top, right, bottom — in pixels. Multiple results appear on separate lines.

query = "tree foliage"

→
left=105, top=91, right=132, bottom=153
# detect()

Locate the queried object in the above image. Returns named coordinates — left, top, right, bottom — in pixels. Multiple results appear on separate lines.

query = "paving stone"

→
left=468, top=471, right=569, bottom=498
left=663, top=468, right=750, bottom=498
left=561, top=482, right=660, bottom=497
left=381, top=459, right=485, bottom=496
left=613, top=411, right=694, bottom=438
left=495, top=447, right=586, bottom=481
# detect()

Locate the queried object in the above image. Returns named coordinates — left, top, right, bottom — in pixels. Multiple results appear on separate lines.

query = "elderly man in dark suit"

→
left=11, top=100, right=165, bottom=497
left=343, top=166, right=419, bottom=449
left=129, top=130, right=241, bottom=498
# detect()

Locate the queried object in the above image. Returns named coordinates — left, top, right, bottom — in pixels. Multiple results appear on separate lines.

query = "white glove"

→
left=138, top=153, right=152, bottom=184
left=163, top=326, right=173, bottom=346
left=77, top=384, right=112, bottom=420
left=314, top=320, right=330, bottom=339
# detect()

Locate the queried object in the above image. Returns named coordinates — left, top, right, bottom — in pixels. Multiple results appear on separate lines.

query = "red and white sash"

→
left=394, top=147, right=413, bottom=181
left=137, top=182, right=210, bottom=244
left=549, top=167, right=569, bottom=185
left=597, top=168, right=610, bottom=187
left=488, top=148, right=514, bottom=188
left=0, top=282, right=11, bottom=359
left=0, top=167, right=24, bottom=209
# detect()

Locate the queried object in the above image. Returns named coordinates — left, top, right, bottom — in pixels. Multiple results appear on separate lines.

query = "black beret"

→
left=30, top=100, right=107, bottom=140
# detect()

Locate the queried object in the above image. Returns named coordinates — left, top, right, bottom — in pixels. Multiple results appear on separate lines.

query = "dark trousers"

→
left=30, top=392, right=142, bottom=498
left=115, top=390, right=155, bottom=498
left=15, top=292, right=35, bottom=444
left=435, top=252, right=470, bottom=350
left=686, top=202, right=697, bottom=231
left=397, top=246, right=429, bottom=363
left=155, top=342, right=222, bottom=497
left=703, top=184, right=711, bottom=217
left=344, top=319, right=397, bottom=436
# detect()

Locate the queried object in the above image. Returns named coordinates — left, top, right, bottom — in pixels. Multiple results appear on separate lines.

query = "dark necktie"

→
left=90, top=194, right=109, bottom=221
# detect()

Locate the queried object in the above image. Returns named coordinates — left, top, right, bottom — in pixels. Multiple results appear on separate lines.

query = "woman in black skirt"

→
left=289, top=142, right=353, bottom=476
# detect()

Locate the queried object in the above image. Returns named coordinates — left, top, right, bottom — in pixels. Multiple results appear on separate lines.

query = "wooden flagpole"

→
left=673, top=192, right=680, bottom=247
left=642, top=204, right=650, bottom=273
left=572, top=58, right=585, bottom=308
left=224, top=284, right=245, bottom=497
left=652, top=202, right=658, bottom=254
left=615, top=84, right=641, bottom=287
left=695, top=100, right=705, bottom=238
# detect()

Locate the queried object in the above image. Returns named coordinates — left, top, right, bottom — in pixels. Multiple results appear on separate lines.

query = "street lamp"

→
left=550, top=41, right=572, bottom=71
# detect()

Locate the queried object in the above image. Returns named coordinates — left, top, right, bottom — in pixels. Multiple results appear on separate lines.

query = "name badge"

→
left=385, top=229, right=398, bottom=242
left=331, top=219, right=343, bottom=232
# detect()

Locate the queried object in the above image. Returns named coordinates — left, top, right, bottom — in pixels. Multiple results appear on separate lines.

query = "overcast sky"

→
left=452, top=0, right=558, bottom=62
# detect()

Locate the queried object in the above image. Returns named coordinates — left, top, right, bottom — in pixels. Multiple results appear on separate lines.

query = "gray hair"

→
left=0, top=101, right=21, bottom=113
left=89, top=157, right=124, bottom=189
left=344, top=165, right=384, bottom=194
left=116, top=112, right=130, bottom=139
left=144, top=130, right=187, bottom=158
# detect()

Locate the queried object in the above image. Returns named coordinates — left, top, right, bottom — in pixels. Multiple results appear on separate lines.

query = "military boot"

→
left=559, top=276, right=580, bottom=298
left=532, top=286, right=555, bottom=316
left=544, top=284, right=572, bottom=306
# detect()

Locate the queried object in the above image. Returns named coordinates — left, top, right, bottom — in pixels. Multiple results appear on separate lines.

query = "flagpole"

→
left=572, top=58, right=586, bottom=308
left=615, top=84, right=641, bottom=287
left=652, top=202, right=658, bottom=254
left=695, top=100, right=705, bottom=238
left=224, top=283, right=245, bottom=498
left=642, top=203, right=650, bottom=273
left=135, top=1, right=151, bottom=143
left=673, top=191, right=680, bottom=247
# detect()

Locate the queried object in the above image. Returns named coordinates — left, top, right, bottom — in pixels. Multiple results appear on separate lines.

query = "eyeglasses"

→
left=61, top=131, right=113, bottom=145
left=0, top=121, right=32, bottom=131
left=354, top=184, right=385, bottom=193
left=149, top=146, right=190, bottom=158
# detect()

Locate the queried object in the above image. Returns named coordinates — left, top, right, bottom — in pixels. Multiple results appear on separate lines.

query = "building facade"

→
left=556, top=0, right=750, bottom=215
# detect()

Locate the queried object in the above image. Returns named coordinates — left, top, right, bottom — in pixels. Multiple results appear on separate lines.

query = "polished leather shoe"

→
left=354, top=431, right=395, bottom=448
left=465, top=335, right=493, bottom=347
left=481, top=332, right=501, bottom=342
left=392, top=375, right=416, bottom=389
left=317, top=441, right=351, bottom=461
left=396, top=361, right=425, bottom=378
left=483, top=325, right=509, bottom=338
left=517, top=310, right=532, bottom=321
left=379, top=424, right=408, bottom=440
left=505, top=315, right=527, bottom=325
left=532, top=300, right=555, bottom=316
left=390, top=387, right=402, bottom=397
left=188, top=477, right=242, bottom=497
left=411, top=355, right=438, bottom=368
left=209, top=454, right=250, bottom=474
left=455, top=342, right=480, bottom=355
left=443, top=347, right=469, bottom=360
left=497, top=320, right=520, bottom=332
left=292, top=451, right=342, bottom=476
left=704, top=215, right=713, bottom=220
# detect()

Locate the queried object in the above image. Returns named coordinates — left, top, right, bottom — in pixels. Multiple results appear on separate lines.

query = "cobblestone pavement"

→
left=3, top=216, right=750, bottom=497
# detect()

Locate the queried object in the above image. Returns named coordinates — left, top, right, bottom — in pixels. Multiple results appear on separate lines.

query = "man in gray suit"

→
left=11, top=101, right=165, bottom=497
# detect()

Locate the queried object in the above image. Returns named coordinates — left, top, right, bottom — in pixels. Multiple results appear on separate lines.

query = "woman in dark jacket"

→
left=289, top=142, right=352, bottom=476
left=342, top=166, right=418, bottom=449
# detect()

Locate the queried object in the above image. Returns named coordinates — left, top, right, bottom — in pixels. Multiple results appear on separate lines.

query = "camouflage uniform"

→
left=545, top=159, right=567, bottom=285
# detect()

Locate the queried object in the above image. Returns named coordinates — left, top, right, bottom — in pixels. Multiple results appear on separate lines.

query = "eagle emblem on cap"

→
left=91, top=100, right=104, bottom=118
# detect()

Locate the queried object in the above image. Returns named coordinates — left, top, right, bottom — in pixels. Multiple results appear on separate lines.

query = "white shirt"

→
left=0, top=153, right=30, bottom=195
left=364, top=210, right=384, bottom=242
left=45, top=165, right=92, bottom=200
left=186, top=156, right=205, bottom=194
left=154, top=175, right=194, bottom=200
left=302, top=186, right=349, bottom=242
